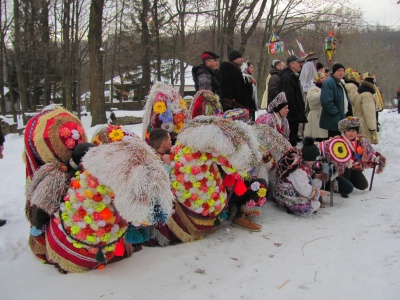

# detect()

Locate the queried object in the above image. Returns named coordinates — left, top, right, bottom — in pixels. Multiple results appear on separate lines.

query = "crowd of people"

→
left=0, top=49, right=389, bottom=274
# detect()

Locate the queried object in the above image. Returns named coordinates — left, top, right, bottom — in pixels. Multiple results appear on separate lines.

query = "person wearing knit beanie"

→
left=219, top=49, right=254, bottom=117
left=228, top=50, right=243, bottom=62
left=301, top=137, right=320, bottom=161
left=332, top=63, right=345, bottom=75
left=320, top=61, right=352, bottom=137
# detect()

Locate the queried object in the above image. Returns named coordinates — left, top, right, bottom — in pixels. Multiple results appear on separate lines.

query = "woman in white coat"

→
left=304, top=72, right=328, bottom=141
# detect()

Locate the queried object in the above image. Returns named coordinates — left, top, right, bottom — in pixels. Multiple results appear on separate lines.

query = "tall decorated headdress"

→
left=142, top=81, right=188, bottom=143
left=188, top=90, right=223, bottom=119
left=24, top=106, right=88, bottom=180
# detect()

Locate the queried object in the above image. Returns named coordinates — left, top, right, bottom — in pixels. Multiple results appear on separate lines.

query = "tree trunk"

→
left=13, top=0, right=28, bottom=124
left=138, top=0, right=151, bottom=101
left=62, top=0, right=72, bottom=111
left=89, top=0, right=106, bottom=126
left=41, top=0, right=51, bottom=105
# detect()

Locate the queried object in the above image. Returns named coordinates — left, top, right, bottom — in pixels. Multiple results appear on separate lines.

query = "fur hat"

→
left=301, top=137, right=320, bottom=161
left=276, top=148, right=302, bottom=179
left=267, top=92, right=288, bottom=113
left=338, top=116, right=363, bottom=133
left=228, top=50, right=243, bottom=62
left=332, top=63, right=345, bottom=75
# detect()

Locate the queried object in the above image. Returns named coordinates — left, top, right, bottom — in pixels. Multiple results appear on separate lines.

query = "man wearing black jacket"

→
left=192, top=51, right=221, bottom=96
left=279, top=55, right=307, bottom=146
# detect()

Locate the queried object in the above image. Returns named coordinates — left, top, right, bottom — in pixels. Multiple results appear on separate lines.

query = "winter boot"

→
left=0, top=219, right=6, bottom=227
left=231, top=215, right=262, bottom=232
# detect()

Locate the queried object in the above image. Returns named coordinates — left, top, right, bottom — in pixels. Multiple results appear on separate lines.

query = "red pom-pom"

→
left=223, top=174, right=235, bottom=187
left=234, top=179, right=247, bottom=196
left=114, top=241, right=125, bottom=257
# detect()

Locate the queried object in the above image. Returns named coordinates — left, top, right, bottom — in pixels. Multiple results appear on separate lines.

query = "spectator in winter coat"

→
left=242, top=61, right=258, bottom=121
left=219, top=50, right=256, bottom=116
left=192, top=51, right=221, bottom=96
left=353, top=77, right=378, bottom=144
left=279, top=55, right=307, bottom=146
left=320, top=63, right=353, bottom=137
left=304, top=72, right=328, bottom=141
left=260, top=60, right=286, bottom=109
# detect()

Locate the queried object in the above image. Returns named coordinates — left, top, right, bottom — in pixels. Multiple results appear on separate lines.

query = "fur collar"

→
left=358, top=80, right=376, bottom=94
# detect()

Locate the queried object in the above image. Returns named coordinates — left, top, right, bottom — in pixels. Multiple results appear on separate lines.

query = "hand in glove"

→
left=370, top=130, right=378, bottom=144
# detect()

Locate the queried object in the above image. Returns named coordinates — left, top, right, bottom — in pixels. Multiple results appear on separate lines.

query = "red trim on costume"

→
left=46, top=218, right=102, bottom=270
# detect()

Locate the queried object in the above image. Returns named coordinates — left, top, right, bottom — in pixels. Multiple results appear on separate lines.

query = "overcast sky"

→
left=350, top=0, right=400, bottom=27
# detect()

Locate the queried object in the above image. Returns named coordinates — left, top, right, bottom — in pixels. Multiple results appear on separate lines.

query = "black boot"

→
left=0, top=219, right=6, bottom=227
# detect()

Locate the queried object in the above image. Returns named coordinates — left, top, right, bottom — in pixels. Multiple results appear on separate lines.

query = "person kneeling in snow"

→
left=273, top=137, right=328, bottom=215
left=335, top=117, right=386, bottom=198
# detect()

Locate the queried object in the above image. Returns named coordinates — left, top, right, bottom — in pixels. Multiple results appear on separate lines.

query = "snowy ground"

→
left=0, top=110, right=399, bottom=300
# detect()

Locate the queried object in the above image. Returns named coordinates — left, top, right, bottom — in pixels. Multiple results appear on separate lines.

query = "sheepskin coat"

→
left=304, top=85, right=328, bottom=139
left=353, top=80, right=377, bottom=143
left=345, top=82, right=359, bottom=107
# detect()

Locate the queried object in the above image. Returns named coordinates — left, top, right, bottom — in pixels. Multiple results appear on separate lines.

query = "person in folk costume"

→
left=273, top=139, right=328, bottom=216
left=188, top=89, right=223, bottom=120
left=27, top=136, right=174, bottom=273
left=24, top=106, right=88, bottom=262
left=142, top=82, right=189, bottom=146
left=255, top=92, right=290, bottom=140
left=149, top=128, right=173, bottom=173
left=260, top=60, right=286, bottom=109
left=222, top=109, right=268, bottom=232
left=320, top=63, right=353, bottom=138
left=241, top=61, right=258, bottom=121
left=352, top=76, right=379, bottom=144
left=304, top=72, right=329, bottom=142
left=334, top=117, right=386, bottom=198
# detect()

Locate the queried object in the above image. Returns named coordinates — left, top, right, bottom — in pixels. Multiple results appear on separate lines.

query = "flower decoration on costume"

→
left=91, top=125, right=140, bottom=145
left=170, top=143, right=233, bottom=217
left=242, top=180, right=267, bottom=216
left=55, top=170, right=128, bottom=259
left=58, top=122, right=85, bottom=150
left=188, top=90, right=223, bottom=119
left=318, top=137, right=353, bottom=174
left=142, top=82, right=189, bottom=143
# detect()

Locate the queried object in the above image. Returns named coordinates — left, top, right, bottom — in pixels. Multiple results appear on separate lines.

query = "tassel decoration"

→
left=125, top=226, right=144, bottom=244
left=234, top=179, right=247, bottom=196
left=95, top=248, right=106, bottom=262
left=114, top=241, right=125, bottom=257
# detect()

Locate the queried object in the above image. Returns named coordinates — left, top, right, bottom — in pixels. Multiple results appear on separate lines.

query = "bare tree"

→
left=88, top=0, right=106, bottom=126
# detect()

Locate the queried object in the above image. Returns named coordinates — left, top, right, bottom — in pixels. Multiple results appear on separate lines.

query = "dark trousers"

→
left=341, top=168, right=368, bottom=190
left=288, top=121, right=299, bottom=146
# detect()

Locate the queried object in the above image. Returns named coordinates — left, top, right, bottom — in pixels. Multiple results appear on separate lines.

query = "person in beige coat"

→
left=353, top=77, right=378, bottom=144
left=304, top=72, right=328, bottom=141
